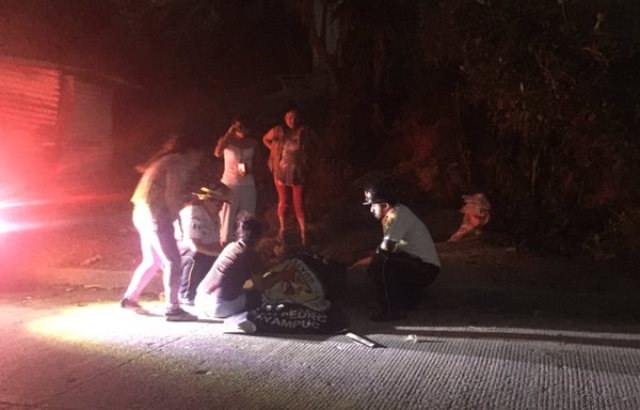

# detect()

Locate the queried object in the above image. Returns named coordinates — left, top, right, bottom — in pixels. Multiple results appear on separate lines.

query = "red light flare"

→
left=0, top=112, right=130, bottom=284
left=0, top=219, right=17, bottom=234
left=0, top=192, right=126, bottom=231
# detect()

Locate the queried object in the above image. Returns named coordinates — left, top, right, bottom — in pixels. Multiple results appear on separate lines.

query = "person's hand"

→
left=224, top=126, right=237, bottom=139
left=348, top=256, right=372, bottom=270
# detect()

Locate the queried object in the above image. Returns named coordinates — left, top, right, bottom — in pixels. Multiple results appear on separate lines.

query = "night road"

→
left=3, top=3, right=640, bottom=408
left=1, top=286, right=638, bottom=410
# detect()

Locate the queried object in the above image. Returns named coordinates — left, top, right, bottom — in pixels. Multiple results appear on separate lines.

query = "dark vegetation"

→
left=2, top=0, right=640, bottom=262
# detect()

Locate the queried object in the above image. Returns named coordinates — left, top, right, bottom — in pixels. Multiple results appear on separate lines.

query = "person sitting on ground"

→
left=121, top=134, right=203, bottom=321
left=194, top=216, right=268, bottom=332
left=356, top=183, right=441, bottom=322
left=176, top=183, right=232, bottom=306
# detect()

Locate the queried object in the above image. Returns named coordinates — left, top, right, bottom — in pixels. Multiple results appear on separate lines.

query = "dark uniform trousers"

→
left=367, top=250, right=439, bottom=313
left=179, top=250, right=216, bottom=302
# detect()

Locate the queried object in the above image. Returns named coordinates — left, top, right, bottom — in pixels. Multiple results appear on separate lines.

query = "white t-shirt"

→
left=176, top=204, right=220, bottom=253
left=382, top=204, right=441, bottom=267
left=221, top=145, right=255, bottom=187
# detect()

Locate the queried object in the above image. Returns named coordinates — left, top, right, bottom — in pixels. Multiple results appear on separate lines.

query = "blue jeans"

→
left=179, top=250, right=216, bottom=302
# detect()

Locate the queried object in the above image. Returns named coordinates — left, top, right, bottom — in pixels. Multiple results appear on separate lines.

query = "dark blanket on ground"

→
left=248, top=253, right=348, bottom=334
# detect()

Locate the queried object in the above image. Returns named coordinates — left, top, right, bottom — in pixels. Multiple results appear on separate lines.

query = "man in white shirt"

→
left=176, top=184, right=231, bottom=305
left=362, top=184, right=440, bottom=321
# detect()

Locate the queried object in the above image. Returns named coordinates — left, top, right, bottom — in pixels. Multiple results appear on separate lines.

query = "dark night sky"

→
left=2, top=0, right=640, bottom=255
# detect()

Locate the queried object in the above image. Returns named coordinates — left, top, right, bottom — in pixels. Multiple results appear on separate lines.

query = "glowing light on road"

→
left=26, top=302, right=210, bottom=344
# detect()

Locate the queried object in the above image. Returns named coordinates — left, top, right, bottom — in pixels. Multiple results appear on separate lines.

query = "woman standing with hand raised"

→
left=214, top=118, right=259, bottom=246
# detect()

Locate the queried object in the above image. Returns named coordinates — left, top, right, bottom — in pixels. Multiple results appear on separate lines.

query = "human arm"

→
left=379, top=239, right=398, bottom=252
left=250, top=273, right=273, bottom=291
left=261, top=127, right=277, bottom=150
left=348, top=255, right=373, bottom=269
left=251, top=262, right=297, bottom=289
left=379, top=206, right=409, bottom=253
left=135, top=149, right=166, bottom=173
left=250, top=266, right=296, bottom=291
left=347, top=240, right=397, bottom=270
left=164, top=164, right=183, bottom=220
left=134, top=163, right=148, bottom=174
left=135, top=137, right=177, bottom=173
left=214, top=130, right=234, bottom=158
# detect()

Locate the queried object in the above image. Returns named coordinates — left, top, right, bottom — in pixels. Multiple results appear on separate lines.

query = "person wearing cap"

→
left=176, top=183, right=232, bottom=305
left=214, top=118, right=260, bottom=246
left=360, top=184, right=441, bottom=321
left=120, top=135, right=203, bottom=321
left=195, top=216, right=279, bottom=332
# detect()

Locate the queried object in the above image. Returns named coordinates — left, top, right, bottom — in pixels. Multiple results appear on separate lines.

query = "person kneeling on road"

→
left=176, top=183, right=231, bottom=306
left=357, top=183, right=441, bottom=322
left=194, top=216, right=270, bottom=333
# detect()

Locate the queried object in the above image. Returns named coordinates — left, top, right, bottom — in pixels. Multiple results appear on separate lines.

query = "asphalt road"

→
left=1, top=285, right=639, bottom=410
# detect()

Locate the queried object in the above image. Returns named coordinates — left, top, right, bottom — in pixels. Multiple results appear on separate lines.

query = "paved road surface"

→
left=0, top=286, right=638, bottom=410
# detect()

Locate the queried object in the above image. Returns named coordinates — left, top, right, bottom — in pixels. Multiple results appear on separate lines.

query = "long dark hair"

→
left=282, top=103, right=302, bottom=127
left=236, top=216, right=263, bottom=246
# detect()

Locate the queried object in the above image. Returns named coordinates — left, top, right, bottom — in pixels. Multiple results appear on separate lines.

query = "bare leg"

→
left=292, top=184, right=306, bottom=246
left=275, top=180, right=288, bottom=241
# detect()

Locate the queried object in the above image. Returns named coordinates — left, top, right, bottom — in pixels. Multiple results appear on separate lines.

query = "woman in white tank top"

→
left=214, top=120, right=259, bottom=245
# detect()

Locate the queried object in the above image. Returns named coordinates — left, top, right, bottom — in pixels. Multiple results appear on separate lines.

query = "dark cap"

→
left=362, top=185, right=394, bottom=205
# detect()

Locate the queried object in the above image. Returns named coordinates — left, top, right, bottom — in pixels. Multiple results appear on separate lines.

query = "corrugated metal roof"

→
left=0, top=61, right=60, bottom=134
left=0, top=57, right=119, bottom=192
